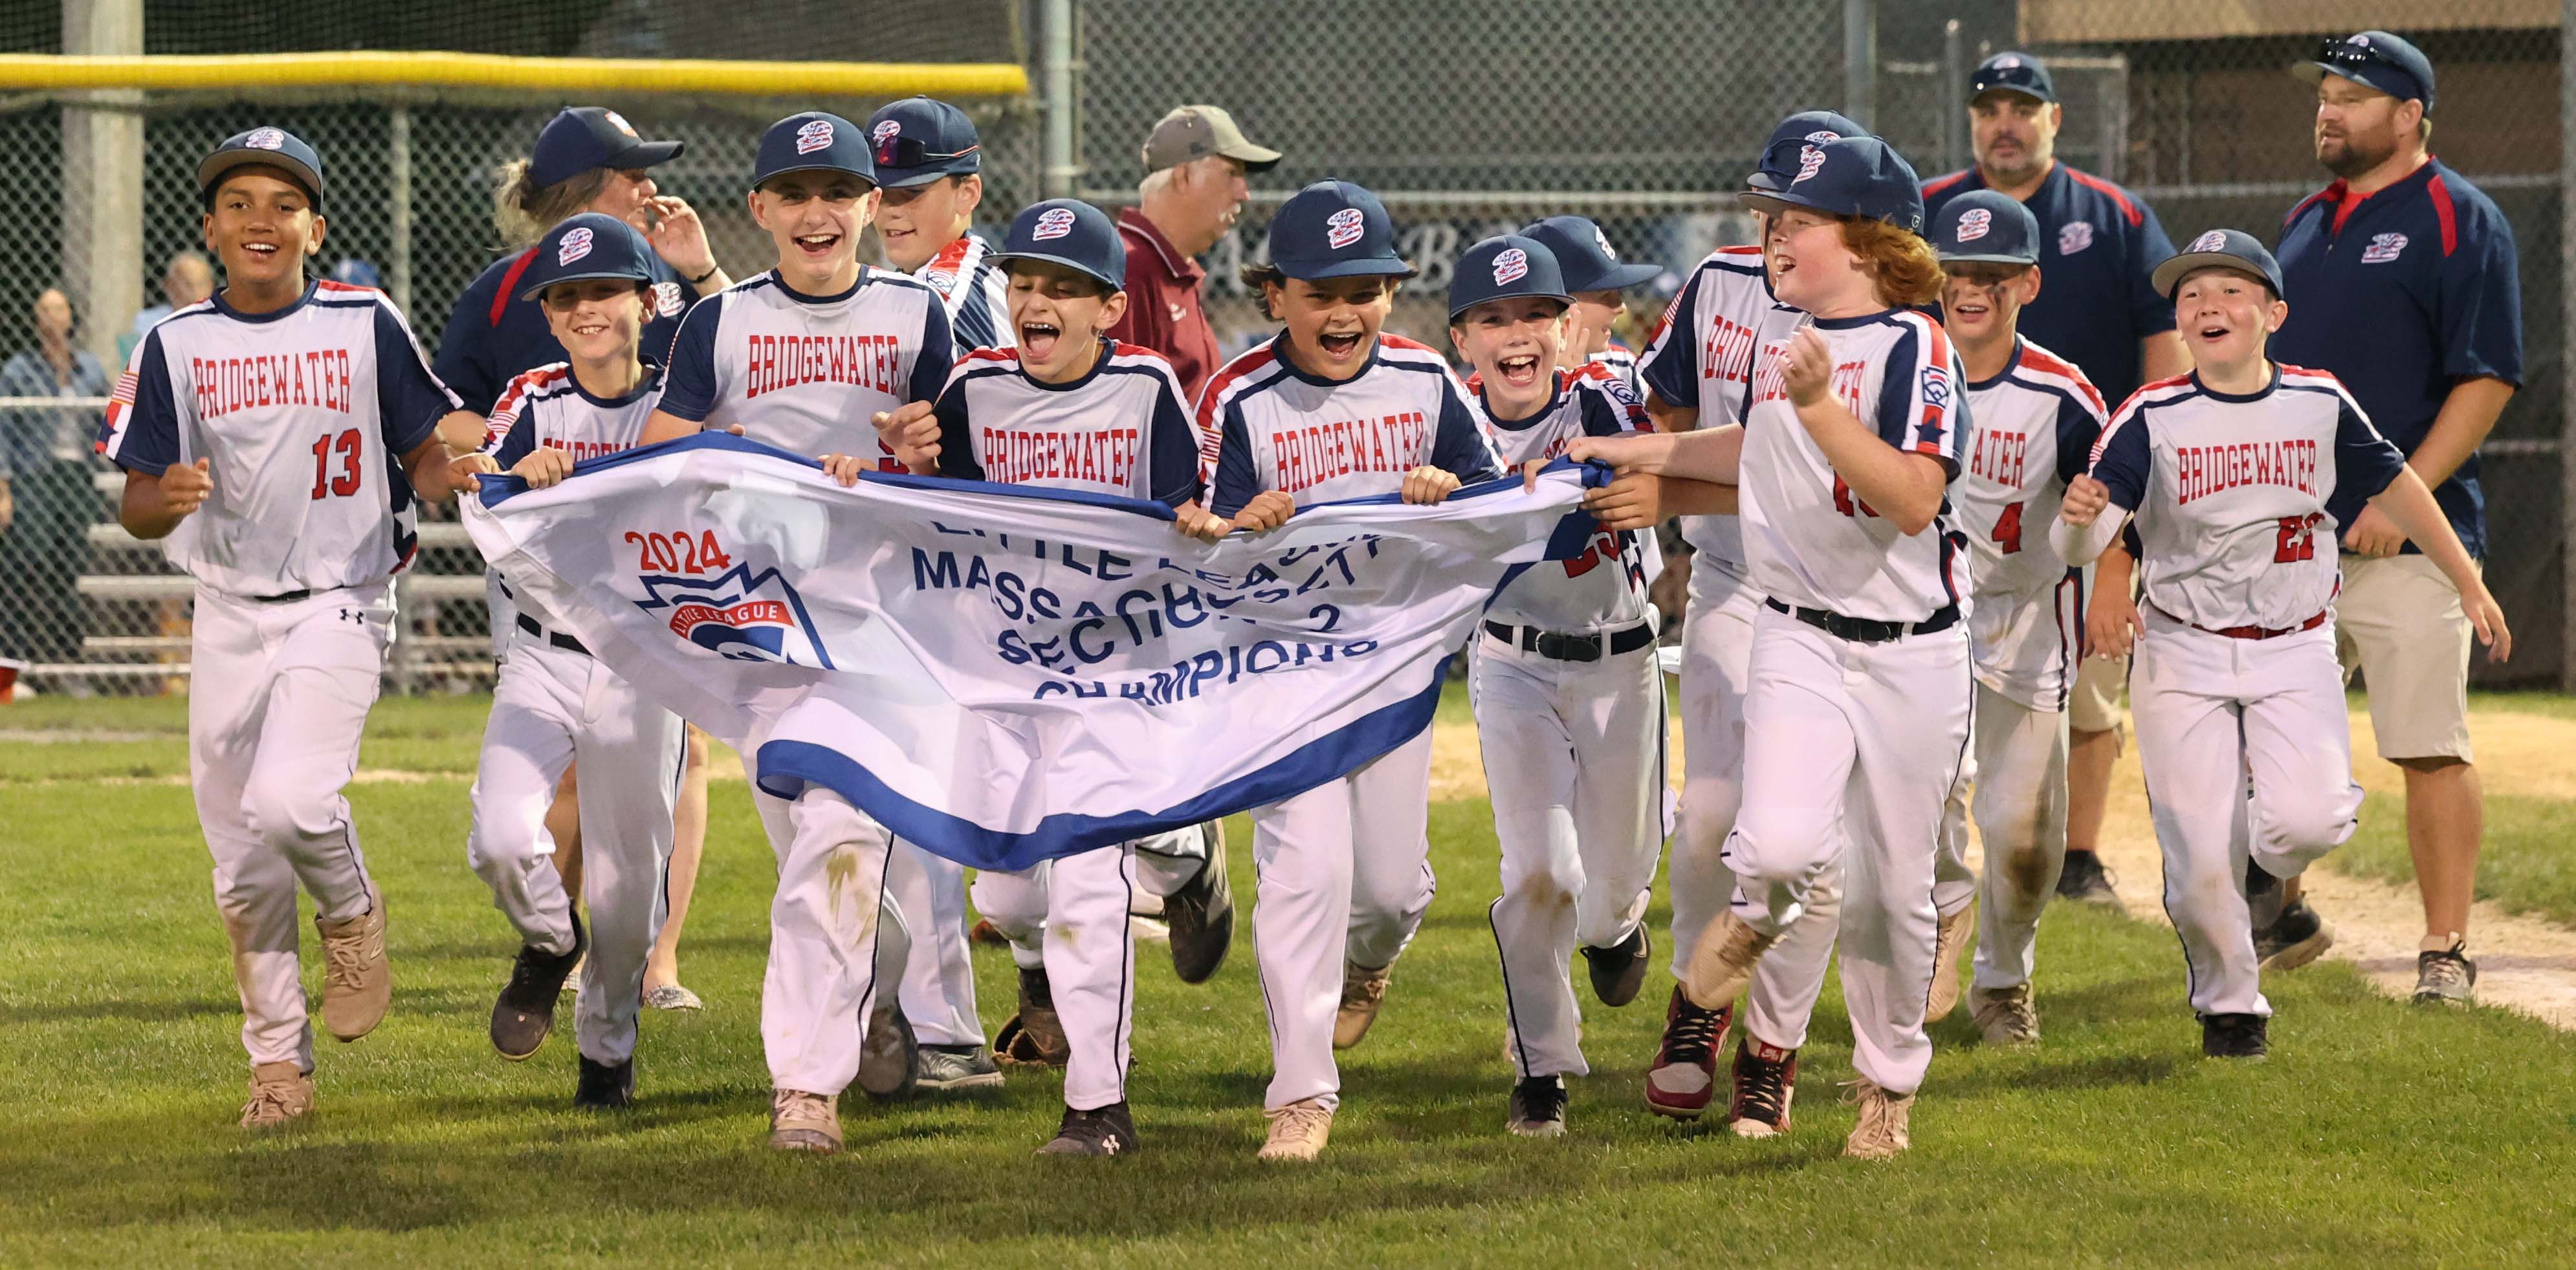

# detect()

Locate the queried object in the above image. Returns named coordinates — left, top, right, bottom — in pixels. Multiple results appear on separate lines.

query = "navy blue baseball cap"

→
left=1970, top=52, right=2056, bottom=105
left=1267, top=180, right=1415, bottom=281
left=1932, top=189, right=2040, bottom=265
left=989, top=199, right=1127, bottom=291
left=1448, top=235, right=1570, bottom=320
left=867, top=97, right=982, bottom=188
left=1747, top=110, right=1871, bottom=192
left=2151, top=228, right=2285, bottom=300
left=2295, top=31, right=2436, bottom=116
left=751, top=112, right=876, bottom=191
left=1520, top=216, right=1658, bottom=294
left=529, top=107, right=684, bottom=189
left=1739, top=136, right=1925, bottom=237
left=199, top=127, right=326, bottom=210
left=516, top=212, right=659, bottom=302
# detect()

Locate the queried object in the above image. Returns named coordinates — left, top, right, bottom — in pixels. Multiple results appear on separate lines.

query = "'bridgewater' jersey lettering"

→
left=95, top=278, right=459, bottom=599
left=659, top=267, right=952, bottom=464
left=2087, top=364, right=2407, bottom=632
left=1202, top=333, right=1503, bottom=518
left=1954, top=337, right=2109, bottom=711
left=1636, top=243, right=1770, bottom=575
left=481, top=362, right=665, bottom=471
left=1479, top=364, right=1654, bottom=633
left=933, top=339, right=1204, bottom=506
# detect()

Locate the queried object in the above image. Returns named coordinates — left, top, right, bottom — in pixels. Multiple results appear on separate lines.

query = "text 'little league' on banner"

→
left=461, top=434, right=1606, bottom=871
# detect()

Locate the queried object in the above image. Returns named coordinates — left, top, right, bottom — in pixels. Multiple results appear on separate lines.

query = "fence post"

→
left=2561, top=1, right=2575, bottom=689
left=1041, top=0, right=1080, bottom=199
left=388, top=104, right=413, bottom=317
left=1842, top=0, right=1876, bottom=130
left=60, top=0, right=144, bottom=368
left=1941, top=20, right=1964, bottom=175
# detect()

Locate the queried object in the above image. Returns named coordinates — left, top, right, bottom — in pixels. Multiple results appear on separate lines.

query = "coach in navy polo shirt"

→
left=2272, top=30, right=2522, bottom=1005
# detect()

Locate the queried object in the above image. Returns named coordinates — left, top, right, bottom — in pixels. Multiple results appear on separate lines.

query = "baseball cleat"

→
left=239, top=1062, right=315, bottom=1130
left=2055, top=849, right=2120, bottom=906
left=1257, top=1097, right=1334, bottom=1162
left=1645, top=985, right=1732, bottom=1120
left=1969, top=982, right=2039, bottom=1045
left=1334, top=961, right=1393, bottom=1050
left=1163, top=823, right=1235, bottom=985
left=1039, top=1101, right=1138, bottom=1156
left=1683, top=911, right=1778, bottom=1012
left=642, top=983, right=703, bottom=1011
left=857, top=997, right=919, bottom=1102
left=574, top=1054, right=635, bottom=1109
left=1506, top=1074, right=1569, bottom=1138
left=1927, top=900, right=1975, bottom=1021
left=2413, top=935, right=2476, bottom=1005
left=2199, top=1012, right=2269, bottom=1060
left=1581, top=923, right=1651, bottom=1008
left=1728, top=1037, right=1798, bottom=1139
left=2255, top=900, right=2335, bottom=972
left=2242, top=858, right=2285, bottom=931
left=969, top=917, right=1009, bottom=947
left=994, top=967, right=1071, bottom=1067
left=490, top=916, right=586, bottom=1061
left=316, top=886, right=391, bottom=1042
left=1840, top=1078, right=1914, bottom=1160
left=916, top=1043, right=1006, bottom=1091
left=767, top=1088, right=842, bottom=1153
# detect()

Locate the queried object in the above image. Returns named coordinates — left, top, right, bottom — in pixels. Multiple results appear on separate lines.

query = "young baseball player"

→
left=1629, top=109, right=1865, bottom=1126
left=868, top=96, right=1011, bottom=351
left=1918, top=190, right=2110, bottom=1045
left=865, top=197, right=1225, bottom=1155
left=1573, top=137, right=1971, bottom=1159
left=1448, top=235, right=1663, bottom=1139
left=1521, top=216, right=1661, bottom=394
left=637, top=111, right=958, bottom=1151
left=96, top=127, right=484, bottom=1127
left=457, top=214, right=688, bottom=1109
left=1204, top=179, right=1503, bottom=1160
left=2055, top=229, right=2508, bottom=1060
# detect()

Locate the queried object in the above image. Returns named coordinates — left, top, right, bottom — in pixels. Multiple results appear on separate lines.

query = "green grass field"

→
left=6, top=693, right=2575, bottom=1266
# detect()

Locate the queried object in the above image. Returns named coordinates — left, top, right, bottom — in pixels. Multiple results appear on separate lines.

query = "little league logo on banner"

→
left=463, top=434, right=1603, bottom=871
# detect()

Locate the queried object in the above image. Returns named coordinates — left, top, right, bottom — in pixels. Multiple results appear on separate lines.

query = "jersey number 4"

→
left=1992, top=501, right=2025, bottom=554
left=309, top=429, right=362, bottom=500
left=2273, top=513, right=2323, bottom=563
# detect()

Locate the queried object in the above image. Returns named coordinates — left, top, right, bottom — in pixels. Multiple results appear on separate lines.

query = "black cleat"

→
left=574, top=1054, right=634, bottom=1109
left=2199, top=1012, right=2269, bottom=1060
left=2255, top=900, right=2335, bottom=972
left=1506, top=1074, right=1569, bottom=1138
left=2243, top=858, right=2285, bottom=931
left=1163, top=823, right=1235, bottom=985
left=490, top=915, right=586, bottom=1061
left=1580, top=924, right=1651, bottom=1008
left=1037, top=1100, right=1138, bottom=1156
left=2056, top=849, right=2120, bottom=905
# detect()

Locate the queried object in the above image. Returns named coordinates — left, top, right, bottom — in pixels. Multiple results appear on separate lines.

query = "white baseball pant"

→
left=465, top=634, right=685, bottom=1065
left=971, top=843, right=1141, bottom=1109
left=1248, top=726, right=1437, bottom=1111
left=1931, top=682, right=2071, bottom=991
left=750, top=780, right=914, bottom=1097
left=1667, top=566, right=1757, bottom=981
left=1723, top=607, right=1970, bottom=1095
left=2133, top=610, right=2360, bottom=1018
left=1472, top=629, right=1665, bottom=1079
left=886, top=841, right=982, bottom=1048
left=190, top=581, right=393, bottom=1072
left=973, top=825, right=1209, bottom=972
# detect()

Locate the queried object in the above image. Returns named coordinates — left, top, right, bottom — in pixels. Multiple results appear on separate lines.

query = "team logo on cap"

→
left=557, top=226, right=595, bottom=266
left=2060, top=221, right=2096, bottom=256
left=796, top=118, right=835, bottom=155
left=1805, top=129, right=1843, bottom=143
left=2349, top=34, right=2372, bottom=47
left=1032, top=206, right=1078, bottom=241
left=2361, top=232, right=2408, bottom=264
left=1594, top=226, right=1618, bottom=260
left=637, top=563, right=835, bottom=668
left=2185, top=229, right=2228, bottom=254
left=1492, top=248, right=1529, bottom=285
left=605, top=110, right=639, bottom=139
left=1792, top=145, right=1828, bottom=186
left=1994, top=55, right=2022, bottom=69
left=871, top=118, right=901, bottom=162
left=1324, top=206, right=1367, bottom=250
left=653, top=281, right=683, bottom=317
left=1955, top=208, right=1992, bottom=242
left=245, top=127, right=287, bottom=151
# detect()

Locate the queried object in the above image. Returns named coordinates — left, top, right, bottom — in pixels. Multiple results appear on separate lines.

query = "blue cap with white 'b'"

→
left=200, top=127, right=327, bottom=210
left=1448, top=235, right=1570, bottom=319
left=990, top=199, right=1127, bottom=292
left=1747, top=109, right=1871, bottom=193
left=1520, top=216, right=1658, bottom=293
left=751, top=111, right=876, bottom=190
left=1739, top=136, right=1925, bottom=237
left=517, top=212, right=660, bottom=302
left=1266, top=180, right=1416, bottom=281
left=2151, top=228, right=2285, bottom=300
left=1932, top=189, right=2040, bottom=265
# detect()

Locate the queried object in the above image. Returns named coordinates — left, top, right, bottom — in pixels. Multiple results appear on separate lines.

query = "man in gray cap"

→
left=1107, top=106, right=1281, bottom=401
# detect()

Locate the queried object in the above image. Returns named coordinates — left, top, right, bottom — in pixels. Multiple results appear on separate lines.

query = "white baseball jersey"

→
left=2087, top=364, right=2406, bottom=632
left=478, top=362, right=667, bottom=633
left=914, top=232, right=1013, bottom=351
left=1737, top=306, right=1972, bottom=623
left=1586, top=340, right=1640, bottom=397
left=1480, top=364, right=1655, bottom=632
left=1203, top=333, right=1503, bottom=518
left=657, top=266, right=953, bottom=466
left=95, top=279, right=460, bottom=598
left=1955, top=337, right=2109, bottom=708
left=1636, top=245, right=1771, bottom=574
left=931, top=339, right=1204, bottom=506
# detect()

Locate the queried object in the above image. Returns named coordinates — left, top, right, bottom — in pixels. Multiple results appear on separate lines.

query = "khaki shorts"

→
left=2335, top=553, right=2475, bottom=762
left=2067, top=649, right=2128, bottom=737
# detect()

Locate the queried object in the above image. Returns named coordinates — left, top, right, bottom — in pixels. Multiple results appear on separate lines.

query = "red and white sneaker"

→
left=1644, top=985, right=1733, bottom=1119
left=1727, top=1036, right=1798, bottom=1139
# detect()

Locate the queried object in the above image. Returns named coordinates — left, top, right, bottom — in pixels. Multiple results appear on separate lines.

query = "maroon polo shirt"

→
left=1107, top=207, right=1222, bottom=404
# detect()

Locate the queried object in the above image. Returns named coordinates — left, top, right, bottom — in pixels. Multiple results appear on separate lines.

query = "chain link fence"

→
left=0, top=2, right=2566, bottom=695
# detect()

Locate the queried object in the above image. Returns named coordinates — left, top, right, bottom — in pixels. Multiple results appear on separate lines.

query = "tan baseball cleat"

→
left=1970, top=982, right=2039, bottom=1045
left=315, top=887, right=390, bottom=1042
left=1257, top=1097, right=1334, bottom=1162
left=1840, top=1077, right=1915, bottom=1161
left=1926, top=901, right=1976, bottom=1022
left=1333, top=961, right=1392, bottom=1050
left=239, top=1062, right=315, bottom=1129
left=767, top=1088, right=843, bottom=1154
left=1683, top=911, right=1778, bottom=1011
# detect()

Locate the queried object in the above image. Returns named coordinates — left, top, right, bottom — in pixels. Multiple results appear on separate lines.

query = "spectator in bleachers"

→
left=0, top=286, right=111, bottom=682
left=118, top=251, right=215, bottom=364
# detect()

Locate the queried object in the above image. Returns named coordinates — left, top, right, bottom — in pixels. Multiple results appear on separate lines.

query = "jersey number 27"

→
left=2273, top=513, right=2322, bottom=563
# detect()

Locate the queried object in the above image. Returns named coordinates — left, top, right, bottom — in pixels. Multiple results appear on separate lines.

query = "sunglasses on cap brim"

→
left=877, top=137, right=980, bottom=170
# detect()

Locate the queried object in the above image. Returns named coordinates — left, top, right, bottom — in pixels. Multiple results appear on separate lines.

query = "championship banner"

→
left=461, top=433, right=1606, bottom=871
